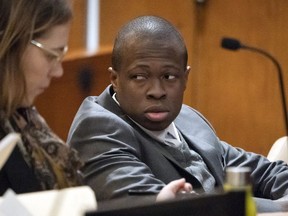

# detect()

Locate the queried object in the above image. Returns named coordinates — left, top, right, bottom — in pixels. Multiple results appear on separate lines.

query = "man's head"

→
left=109, top=15, right=190, bottom=131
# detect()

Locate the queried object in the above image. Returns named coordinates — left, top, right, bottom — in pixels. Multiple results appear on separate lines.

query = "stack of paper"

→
left=0, top=186, right=97, bottom=216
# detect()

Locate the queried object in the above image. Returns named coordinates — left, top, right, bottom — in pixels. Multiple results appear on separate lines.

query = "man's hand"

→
left=156, top=178, right=193, bottom=202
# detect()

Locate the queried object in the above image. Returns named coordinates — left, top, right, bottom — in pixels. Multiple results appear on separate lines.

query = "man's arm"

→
left=68, top=103, right=171, bottom=201
left=220, top=140, right=288, bottom=200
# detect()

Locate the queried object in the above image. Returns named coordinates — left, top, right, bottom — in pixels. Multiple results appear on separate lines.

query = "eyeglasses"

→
left=30, top=40, right=68, bottom=62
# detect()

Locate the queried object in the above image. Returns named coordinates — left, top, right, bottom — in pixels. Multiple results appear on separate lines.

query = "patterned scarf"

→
left=0, top=107, right=83, bottom=190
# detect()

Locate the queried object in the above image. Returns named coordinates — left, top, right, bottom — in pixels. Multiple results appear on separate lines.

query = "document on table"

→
left=0, top=186, right=97, bottom=216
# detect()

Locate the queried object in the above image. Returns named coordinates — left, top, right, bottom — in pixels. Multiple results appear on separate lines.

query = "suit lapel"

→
left=175, top=108, right=224, bottom=185
left=143, top=124, right=224, bottom=186
left=181, top=132, right=224, bottom=185
left=125, top=121, right=203, bottom=187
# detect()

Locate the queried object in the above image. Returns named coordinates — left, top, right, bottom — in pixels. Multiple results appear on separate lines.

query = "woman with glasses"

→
left=0, top=0, right=83, bottom=195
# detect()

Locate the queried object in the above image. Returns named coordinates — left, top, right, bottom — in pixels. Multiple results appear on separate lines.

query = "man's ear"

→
left=108, top=67, right=118, bottom=91
left=184, top=66, right=191, bottom=89
left=185, top=66, right=191, bottom=78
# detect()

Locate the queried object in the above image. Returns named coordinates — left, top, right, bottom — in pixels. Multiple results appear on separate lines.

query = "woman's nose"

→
left=50, top=62, right=64, bottom=78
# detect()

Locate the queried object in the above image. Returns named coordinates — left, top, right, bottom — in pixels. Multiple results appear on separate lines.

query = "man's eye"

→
left=164, top=74, right=176, bottom=80
left=132, top=75, right=147, bottom=80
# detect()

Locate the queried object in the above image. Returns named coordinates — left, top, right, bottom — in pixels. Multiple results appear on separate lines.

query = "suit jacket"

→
left=68, top=85, right=288, bottom=203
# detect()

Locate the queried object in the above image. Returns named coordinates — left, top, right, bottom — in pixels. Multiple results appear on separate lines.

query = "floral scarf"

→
left=0, top=107, right=83, bottom=190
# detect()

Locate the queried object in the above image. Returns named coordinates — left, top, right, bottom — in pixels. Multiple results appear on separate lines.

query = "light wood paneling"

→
left=189, top=0, right=288, bottom=155
left=35, top=52, right=112, bottom=141
left=68, top=0, right=87, bottom=51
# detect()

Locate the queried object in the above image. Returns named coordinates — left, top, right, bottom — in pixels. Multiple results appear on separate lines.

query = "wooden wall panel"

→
left=189, top=0, right=288, bottom=155
left=99, top=0, right=195, bottom=47
left=35, top=52, right=112, bottom=141
left=69, top=0, right=87, bottom=51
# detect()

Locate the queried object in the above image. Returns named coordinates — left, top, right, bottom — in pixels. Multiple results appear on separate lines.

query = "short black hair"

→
left=111, top=15, right=188, bottom=71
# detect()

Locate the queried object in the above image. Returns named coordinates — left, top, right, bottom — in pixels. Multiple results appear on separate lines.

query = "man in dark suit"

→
left=67, top=15, right=288, bottom=211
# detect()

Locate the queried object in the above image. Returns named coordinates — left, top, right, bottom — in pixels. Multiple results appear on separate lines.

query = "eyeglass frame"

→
left=30, top=39, right=68, bottom=62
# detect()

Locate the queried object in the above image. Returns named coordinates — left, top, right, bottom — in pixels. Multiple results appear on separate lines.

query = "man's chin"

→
left=142, top=122, right=169, bottom=131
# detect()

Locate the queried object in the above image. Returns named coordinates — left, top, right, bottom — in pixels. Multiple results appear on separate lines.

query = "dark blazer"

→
left=68, top=85, right=288, bottom=203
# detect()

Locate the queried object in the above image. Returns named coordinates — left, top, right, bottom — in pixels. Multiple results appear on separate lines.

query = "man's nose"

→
left=147, top=79, right=166, bottom=99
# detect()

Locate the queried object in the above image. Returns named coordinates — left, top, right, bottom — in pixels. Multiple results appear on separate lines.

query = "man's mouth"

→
left=145, top=111, right=169, bottom=122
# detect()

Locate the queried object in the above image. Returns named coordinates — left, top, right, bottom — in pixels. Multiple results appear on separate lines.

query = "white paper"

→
left=0, top=186, right=97, bottom=216
left=0, top=190, right=33, bottom=216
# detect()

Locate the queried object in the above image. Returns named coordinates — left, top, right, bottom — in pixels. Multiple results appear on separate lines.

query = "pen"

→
left=128, top=189, right=158, bottom=195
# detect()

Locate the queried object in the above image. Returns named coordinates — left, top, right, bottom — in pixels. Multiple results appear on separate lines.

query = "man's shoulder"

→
left=178, top=104, right=207, bottom=120
left=77, top=85, right=115, bottom=114
left=177, top=104, right=216, bottom=133
left=76, top=95, right=117, bottom=120
left=77, top=96, right=103, bottom=113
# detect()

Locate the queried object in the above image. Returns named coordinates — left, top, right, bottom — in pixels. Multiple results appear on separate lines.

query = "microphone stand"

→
left=240, top=45, right=288, bottom=137
left=222, top=37, right=288, bottom=161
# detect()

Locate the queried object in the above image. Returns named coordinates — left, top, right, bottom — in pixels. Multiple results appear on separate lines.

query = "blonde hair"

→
left=0, top=0, right=73, bottom=116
